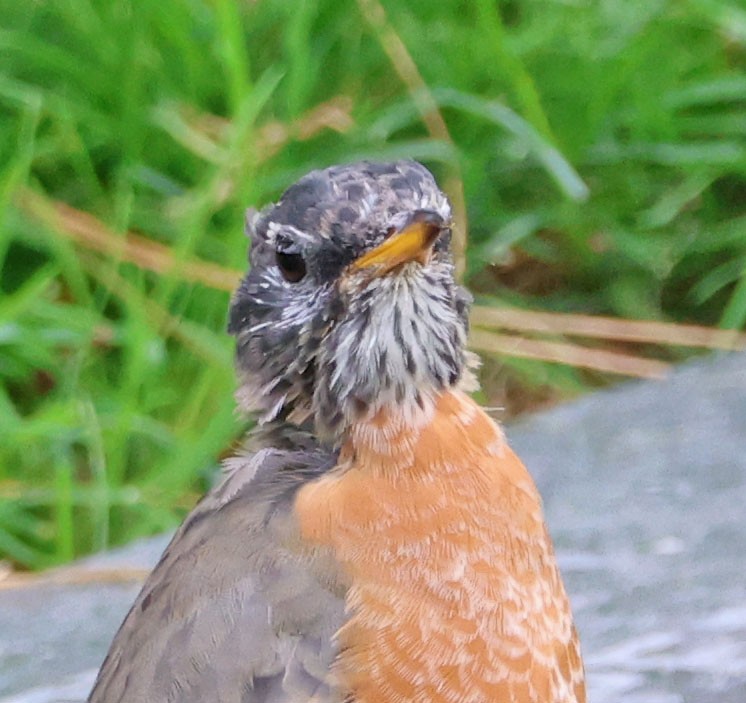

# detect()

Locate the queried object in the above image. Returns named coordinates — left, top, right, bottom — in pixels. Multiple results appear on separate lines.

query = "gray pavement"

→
left=2, top=352, right=745, bottom=702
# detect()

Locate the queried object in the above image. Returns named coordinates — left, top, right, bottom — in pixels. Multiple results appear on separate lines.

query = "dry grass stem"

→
left=177, top=96, right=355, bottom=165
left=255, top=96, right=355, bottom=163
left=20, top=190, right=242, bottom=292
left=0, top=566, right=149, bottom=590
left=471, top=305, right=746, bottom=350
left=469, top=328, right=671, bottom=379
left=356, top=0, right=468, bottom=279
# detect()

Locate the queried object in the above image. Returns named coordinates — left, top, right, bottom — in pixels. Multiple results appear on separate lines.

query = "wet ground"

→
left=2, top=352, right=745, bottom=702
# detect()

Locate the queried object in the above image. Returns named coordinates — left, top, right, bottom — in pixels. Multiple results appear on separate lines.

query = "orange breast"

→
left=295, top=390, right=585, bottom=703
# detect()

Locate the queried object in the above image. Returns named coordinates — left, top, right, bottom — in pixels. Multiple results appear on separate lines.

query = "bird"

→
left=88, top=160, right=585, bottom=703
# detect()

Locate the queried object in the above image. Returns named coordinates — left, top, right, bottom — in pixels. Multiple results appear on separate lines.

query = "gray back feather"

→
left=88, top=448, right=346, bottom=703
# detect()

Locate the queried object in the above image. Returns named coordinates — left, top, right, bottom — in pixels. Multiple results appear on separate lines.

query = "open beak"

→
left=352, top=210, right=445, bottom=275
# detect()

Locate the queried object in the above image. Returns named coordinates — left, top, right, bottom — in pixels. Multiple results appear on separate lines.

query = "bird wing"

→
left=88, top=448, right=347, bottom=703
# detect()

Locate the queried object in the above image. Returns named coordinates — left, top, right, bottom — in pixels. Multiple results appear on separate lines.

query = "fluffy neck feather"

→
left=313, top=262, right=475, bottom=444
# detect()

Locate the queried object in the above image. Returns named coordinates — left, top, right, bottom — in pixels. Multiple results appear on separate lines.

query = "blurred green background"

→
left=1, top=0, right=745, bottom=570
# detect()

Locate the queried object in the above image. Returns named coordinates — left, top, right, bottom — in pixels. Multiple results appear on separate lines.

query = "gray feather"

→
left=88, top=449, right=346, bottom=703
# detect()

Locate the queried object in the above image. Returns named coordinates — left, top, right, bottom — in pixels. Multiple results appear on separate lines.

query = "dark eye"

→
left=275, top=250, right=307, bottom=283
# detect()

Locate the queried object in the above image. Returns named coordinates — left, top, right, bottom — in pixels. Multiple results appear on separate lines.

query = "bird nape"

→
left=88, top=160, right=586, bottom=703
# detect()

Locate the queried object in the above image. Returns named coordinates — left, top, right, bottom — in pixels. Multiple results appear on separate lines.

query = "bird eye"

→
left=275, top=250, right=307, bottom=283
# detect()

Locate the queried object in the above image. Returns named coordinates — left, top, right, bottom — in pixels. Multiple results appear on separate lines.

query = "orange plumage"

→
left=296, top=389, right=586, bottom=703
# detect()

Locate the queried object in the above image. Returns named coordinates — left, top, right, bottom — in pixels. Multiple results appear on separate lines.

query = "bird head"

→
left=229, top=160, right=475, bottom=444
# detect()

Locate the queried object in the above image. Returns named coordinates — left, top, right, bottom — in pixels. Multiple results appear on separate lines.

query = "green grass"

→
left=1, top=0, right=745, bottom=569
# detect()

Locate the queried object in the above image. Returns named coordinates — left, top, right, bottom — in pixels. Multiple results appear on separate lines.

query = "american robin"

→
left=89, top=160, right=585, bottom=703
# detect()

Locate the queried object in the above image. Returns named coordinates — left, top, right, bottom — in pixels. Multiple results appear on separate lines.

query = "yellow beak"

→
left=352, top=211, right=445, bottom=275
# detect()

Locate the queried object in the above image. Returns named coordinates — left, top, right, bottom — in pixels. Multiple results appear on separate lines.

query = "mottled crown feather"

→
left=228, top=160, right=475, bottom=443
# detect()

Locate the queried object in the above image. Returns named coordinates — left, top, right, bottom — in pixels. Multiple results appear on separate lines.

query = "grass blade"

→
left=432, top=88, right=589, bottom=202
